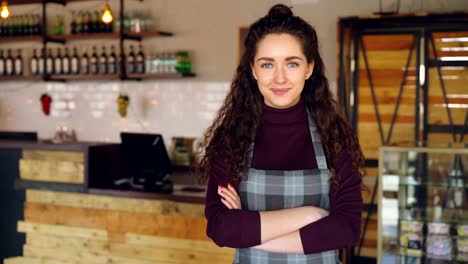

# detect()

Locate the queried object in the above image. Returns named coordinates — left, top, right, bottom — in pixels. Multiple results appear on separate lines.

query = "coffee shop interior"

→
left=0, top=0, right=467, bottom=263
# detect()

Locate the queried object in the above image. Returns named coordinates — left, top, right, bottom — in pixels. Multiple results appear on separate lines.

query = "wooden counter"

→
left=1, top=140, right=232, bottom=264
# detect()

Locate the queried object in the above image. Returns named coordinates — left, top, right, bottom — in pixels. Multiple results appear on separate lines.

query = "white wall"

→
left=1, top=0, right=467, bottom=151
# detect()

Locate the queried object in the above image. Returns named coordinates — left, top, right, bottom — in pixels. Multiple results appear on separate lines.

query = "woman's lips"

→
left=271, top=88, right=290, bottom=95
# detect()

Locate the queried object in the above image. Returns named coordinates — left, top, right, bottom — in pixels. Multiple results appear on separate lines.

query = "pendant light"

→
left=101, top=2, right=113, bottom=24
left=1, top=0, right=9, bottom=19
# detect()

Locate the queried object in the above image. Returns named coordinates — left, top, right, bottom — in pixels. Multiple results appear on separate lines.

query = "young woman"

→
left=196, top=4, right=364, bottom=263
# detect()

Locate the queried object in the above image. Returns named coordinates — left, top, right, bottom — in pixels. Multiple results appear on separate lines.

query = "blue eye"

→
left=261, top=63, right=273, bottom=69
left=288, top=62, right=299, bottom=68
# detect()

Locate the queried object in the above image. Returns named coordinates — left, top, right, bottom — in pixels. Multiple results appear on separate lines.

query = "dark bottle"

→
left=46, top=48, right=54, bottom=75
left=5, top=49, right=14, bottom=76
left=30, top=49, right=39, bottom=76
left=126, top=45, right=135, bottom=74
left=37, top=48, right=45, bottom=75
left=135, top=44, right=145, bottom=74
left=70, top=47, right=80, bottom=74
left=0, top=50, right=5, bottom=76
left=54, top=48, right=62, bottom=75
left=83, top=11, right=90, bottom=34
left=108, top=45, right=117, bottom=74
left=14, top=49, right=23, bottom=76
left=75, top=11, right=83, bottom=34
left=34, top=14, right=42, bottom=36
left=90, top=11, right=98, bottom=33
left=90, top=46, right=98, bottom=74
left=0, top=19, right=4, bottom=37
left=70, top=11, right=77, bottom=35
left=62, top=47, right=70, bottom=75
left=99, top=46, right=107, bottom=74
left=80, top=49, right=89, bottom=75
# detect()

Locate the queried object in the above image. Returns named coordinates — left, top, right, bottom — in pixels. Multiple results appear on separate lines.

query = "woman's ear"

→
left=306, top=61, right=315, bottom=79
left=251, top=65, right=257, bottom=80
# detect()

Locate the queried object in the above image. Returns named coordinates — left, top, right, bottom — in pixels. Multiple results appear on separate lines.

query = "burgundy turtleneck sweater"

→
left=204, top=98, right=362, bottom=254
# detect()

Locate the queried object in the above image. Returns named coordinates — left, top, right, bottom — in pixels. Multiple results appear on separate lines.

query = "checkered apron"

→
left=233, top=111, right=340, bottom=264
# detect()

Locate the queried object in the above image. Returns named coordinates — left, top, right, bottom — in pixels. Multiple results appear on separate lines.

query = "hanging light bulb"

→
left=1, top=0, right=9, bottom=19
left=101, top=3, right=113, bottom=24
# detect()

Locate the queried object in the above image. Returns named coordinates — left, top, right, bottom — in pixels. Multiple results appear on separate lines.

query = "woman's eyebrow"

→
left=256, top=56, right=304, bottom=62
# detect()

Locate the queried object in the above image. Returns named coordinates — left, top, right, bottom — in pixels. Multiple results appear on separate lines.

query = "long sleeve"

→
left=205, top=158, right=261, bottom=248
left=299, top=149, right=363, bottom=254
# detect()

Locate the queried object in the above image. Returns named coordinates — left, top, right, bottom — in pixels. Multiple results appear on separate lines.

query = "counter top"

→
left=89, top=184, right=206, bottom=204
left=0, top=139, right=117, bottom=151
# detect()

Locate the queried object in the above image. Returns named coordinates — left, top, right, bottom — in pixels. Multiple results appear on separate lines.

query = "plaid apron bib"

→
left=234, top=110, right=340, bottom=264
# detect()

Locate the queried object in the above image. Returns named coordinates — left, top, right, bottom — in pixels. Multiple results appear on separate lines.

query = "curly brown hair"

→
left=196, top=4, right=365, bottom=187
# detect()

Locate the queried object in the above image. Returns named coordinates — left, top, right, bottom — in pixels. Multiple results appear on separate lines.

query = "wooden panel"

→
left=26, top=190, right=205, bottom=217
left=20, top=159, right=84, bottom=184
left=362, top=35, right=414, bottom=50
left=428, top=107, right=467, bottom=125
left=359, top=50, right=416, bottom=69
left=22, top=150, right=84, bottom=163
left=18, top=221, right=108, bottom=241
left=109, top=243, right=233, bottom=264
left=24, top=203, right=208, bottom=241
left=125, top=233, right=234, bottom=255
left=4, top=257, right=70, bottom=264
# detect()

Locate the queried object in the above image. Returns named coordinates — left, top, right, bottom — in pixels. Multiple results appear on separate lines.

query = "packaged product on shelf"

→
left=458, top=224, right=468, bottom=237
left=399, top=220, right=424, bottom=256
left=458, top=237, right=468, bottom=253
left=426, top=235, right=452, bottom=260
left=428, top=222, right=450, bottom=235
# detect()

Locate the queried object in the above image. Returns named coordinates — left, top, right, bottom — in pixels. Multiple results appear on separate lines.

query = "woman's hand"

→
left=218, top=183, right=242, bottom=209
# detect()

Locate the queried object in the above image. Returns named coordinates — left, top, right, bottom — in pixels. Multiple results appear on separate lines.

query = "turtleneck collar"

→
left=261, top=97, right=307, bottom=126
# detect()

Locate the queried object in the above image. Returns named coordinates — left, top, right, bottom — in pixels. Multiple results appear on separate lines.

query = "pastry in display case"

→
left=378, top=146, right=468, bottom=264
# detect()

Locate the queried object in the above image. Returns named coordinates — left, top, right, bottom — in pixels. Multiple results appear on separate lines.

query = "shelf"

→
left=122, top=30, right=173, bottom=41
left=382, top=248, right=468, bottom=263
left=0, top=36, right=43, bottom=43
left=428, top=59, right=468, bottom=67
left=46, top=74, right=120, bottom=81
left=48, top=33, right=119, bottom=41
left=396, top=207, right=468, bottom=224
left=0, top=75, right=43, bottom=81
left=125, top=72, right=195, bottom=80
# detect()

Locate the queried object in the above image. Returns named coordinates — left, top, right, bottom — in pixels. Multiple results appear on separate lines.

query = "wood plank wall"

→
left=5, top=190, right=234, bottom=264
left=353, top=31, right=468, bottom=258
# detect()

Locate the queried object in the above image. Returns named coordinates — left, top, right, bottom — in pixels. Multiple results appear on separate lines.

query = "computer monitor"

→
left=120, top=132, right=173, bottom=191
left=0, top=131, right=37, bottom=141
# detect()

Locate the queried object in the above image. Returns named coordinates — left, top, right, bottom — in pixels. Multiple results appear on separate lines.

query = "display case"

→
left=378, top=146, right=468, bottom=264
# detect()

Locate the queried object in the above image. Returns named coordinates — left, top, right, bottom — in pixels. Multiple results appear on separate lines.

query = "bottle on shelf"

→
left=90, top=11, right=98, bottom=34
left=75, top=11, right=83, bottom=34
left=5, top=49, right=14, bottom=76
left=80, top=49, right=89, bottom=75
left=46, top=48, right=54, bottom=75
left=0, top=50, right=5, bottom=76
left=70, top=47, right=80, bottom=75
left=135, top=44, right=145, bottom=74
left=70, top=11, right=77, bottom=35
left=99, top=46, right=107, bottom=74
left=14, top=49, right=23, bottom=76
left=90, top=46, right=99, bottom=74
left=108, top=45, right=117, bottom=74
left=62, top=47, right=70, bottom=75
left=83, top=11, right=90, bottom=34
left=34, top=14, right=42, bottom=36
left=38, top=48, right=45, bottom=75
left=54, top=48, right=62, bottom=75
left=30, top=49, right=39, bottom=76
left=126, top=45, right=135, bottom=74
left=54, top=15, right=64, bottom=36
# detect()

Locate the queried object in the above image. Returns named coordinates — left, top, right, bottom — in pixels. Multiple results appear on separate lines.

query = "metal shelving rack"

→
left=338, top=12, right=468, bottom=262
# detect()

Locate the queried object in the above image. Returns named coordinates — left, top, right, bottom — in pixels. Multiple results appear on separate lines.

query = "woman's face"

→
left=252, top=33, right=314, bottom=109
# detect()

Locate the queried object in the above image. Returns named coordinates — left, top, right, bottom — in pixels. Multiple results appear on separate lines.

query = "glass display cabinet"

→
left=378, top=146, right=468, bottom=264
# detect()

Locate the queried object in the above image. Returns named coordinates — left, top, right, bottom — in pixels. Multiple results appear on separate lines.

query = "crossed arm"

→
left=205, top=151, right=362, bottom=255
left=218, top=184, right=328, bottom=254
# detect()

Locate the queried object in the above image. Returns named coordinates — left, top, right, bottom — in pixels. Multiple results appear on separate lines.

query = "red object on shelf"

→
left=40, top=93, right=52, bottom=116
